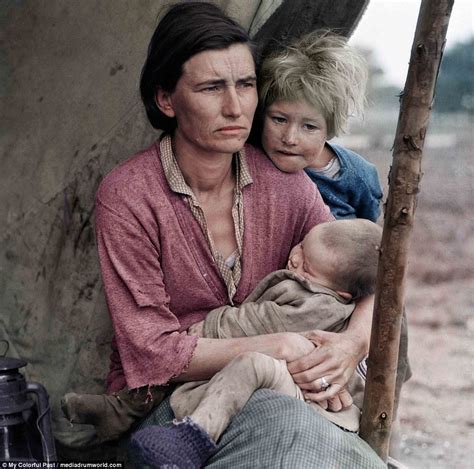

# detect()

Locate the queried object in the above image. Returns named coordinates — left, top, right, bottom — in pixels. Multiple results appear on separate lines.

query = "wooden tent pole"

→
left=359, top=0, right=454, bottom=461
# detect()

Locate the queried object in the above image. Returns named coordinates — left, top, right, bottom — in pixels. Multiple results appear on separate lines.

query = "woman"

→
left=96, top=2, right=384, bottom=467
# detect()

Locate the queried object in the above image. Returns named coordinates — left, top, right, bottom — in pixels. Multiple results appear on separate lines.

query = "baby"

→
left=129, top=219, right=383, bottom=467
left=256, top=30, right=383, bottom=221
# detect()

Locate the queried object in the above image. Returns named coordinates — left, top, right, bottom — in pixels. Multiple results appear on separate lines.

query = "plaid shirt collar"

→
left=160, top=134, right=253, bottom=198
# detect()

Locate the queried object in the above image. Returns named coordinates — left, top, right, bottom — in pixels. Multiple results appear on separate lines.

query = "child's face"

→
left=262, top=99, right=328, bottom=173
left=287, top=226, right=334, bottom=288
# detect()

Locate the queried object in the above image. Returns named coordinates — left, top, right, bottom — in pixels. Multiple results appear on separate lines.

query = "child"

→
left=129, top=219, right=385, bottom=467
left=258, top=31, right=383, bottom=221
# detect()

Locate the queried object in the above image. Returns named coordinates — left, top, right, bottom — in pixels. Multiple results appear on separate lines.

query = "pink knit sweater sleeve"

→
left=95, top=188, right=198, bottom=390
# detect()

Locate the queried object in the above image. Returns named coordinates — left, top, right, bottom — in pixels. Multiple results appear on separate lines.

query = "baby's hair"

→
left=318, top=219, right=382, bottom=299
left=259, top=30, right=368, bottom=139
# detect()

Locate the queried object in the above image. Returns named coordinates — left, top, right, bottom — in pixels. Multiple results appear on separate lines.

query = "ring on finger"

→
left=320, top=376, right=331, bottom=391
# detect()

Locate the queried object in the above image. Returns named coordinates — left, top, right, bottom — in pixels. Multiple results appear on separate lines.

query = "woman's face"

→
left=158, top=44, right=257, bottom=158
left=262, top=99, right=328, bottom=172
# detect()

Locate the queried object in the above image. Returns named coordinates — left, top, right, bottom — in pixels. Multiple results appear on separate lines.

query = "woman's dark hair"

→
left=140, top=2, right=255, bottom=132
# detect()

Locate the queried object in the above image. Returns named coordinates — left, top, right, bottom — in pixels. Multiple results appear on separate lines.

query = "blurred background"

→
left=338, top=1, right=473, bottom=466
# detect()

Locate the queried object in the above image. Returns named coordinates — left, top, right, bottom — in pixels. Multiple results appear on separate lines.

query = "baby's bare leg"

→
left=171, top=352, right=301, bottom=442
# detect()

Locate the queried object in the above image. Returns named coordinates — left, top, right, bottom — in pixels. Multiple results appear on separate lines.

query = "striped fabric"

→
left=133, top=390, right=385, bottom=468
left=357, top=357, right=368, bottom=380
left=160, top=135, right=253, bottom=303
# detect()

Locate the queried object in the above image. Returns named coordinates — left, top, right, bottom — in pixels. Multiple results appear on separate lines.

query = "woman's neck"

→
left=172, top=135, right=235, bottom=196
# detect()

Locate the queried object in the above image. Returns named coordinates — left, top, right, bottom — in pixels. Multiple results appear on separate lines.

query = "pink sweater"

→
left=95, top=141, right=333, bottom=391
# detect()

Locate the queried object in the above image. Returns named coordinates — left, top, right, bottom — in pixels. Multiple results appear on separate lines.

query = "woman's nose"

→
left=222, top=87, right=242, bottom=118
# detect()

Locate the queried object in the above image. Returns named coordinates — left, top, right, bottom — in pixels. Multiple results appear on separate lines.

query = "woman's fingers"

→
left=306, top=397, right=329, bottom=409
left=304, top=386, right=354, bottom=412
left=287, top=349, right=322, bottom=375
left=289, top=330, right=360, bottom=392
left=290, top=360, right=346, bottom=385
left=337, top=388, right=353, bottom=408
left=301, top=382, right=343, bottom=401
left=327, top=396, right=343, bottom=412
left=287, top=343, right=337, bottom=375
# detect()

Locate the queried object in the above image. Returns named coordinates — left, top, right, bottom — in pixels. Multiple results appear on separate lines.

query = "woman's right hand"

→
left=279, top=332, right=317, bottom=362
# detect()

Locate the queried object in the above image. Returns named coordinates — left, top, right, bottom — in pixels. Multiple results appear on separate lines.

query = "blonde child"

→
left=258, top=31, right=382, bottom=221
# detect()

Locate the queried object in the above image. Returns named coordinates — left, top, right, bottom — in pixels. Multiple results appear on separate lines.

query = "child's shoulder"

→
left=329, top=143, right=372, bottom=167
left=329, top=143, right=379, bottom=179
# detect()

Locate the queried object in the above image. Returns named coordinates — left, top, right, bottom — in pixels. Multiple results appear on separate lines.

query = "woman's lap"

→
left=134, top=389, right=385, bottom=468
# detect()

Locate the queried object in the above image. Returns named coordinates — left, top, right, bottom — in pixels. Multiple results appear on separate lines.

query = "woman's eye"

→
left=238, top=81, right=255, bottom=89
left=303, top=123, right=318, bottom=131
left=202, top=85, right=219, bottom=92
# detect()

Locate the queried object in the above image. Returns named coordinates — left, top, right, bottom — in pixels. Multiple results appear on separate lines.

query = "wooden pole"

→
left=359, top=0, right=454, bottom=461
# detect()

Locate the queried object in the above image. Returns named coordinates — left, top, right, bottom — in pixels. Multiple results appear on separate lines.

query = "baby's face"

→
left=262, top=99, right=328, bottom=173
left=287, top=227, right=334, bottom=288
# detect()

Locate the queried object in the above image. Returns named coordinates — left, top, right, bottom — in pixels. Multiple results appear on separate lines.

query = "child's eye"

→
left=271, top=116, right=287, bottom=124
left=303, top=123, right=318, bottom=131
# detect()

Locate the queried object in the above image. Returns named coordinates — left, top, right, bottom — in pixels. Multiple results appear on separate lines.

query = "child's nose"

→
left=281, top=127, right=298, bottom=145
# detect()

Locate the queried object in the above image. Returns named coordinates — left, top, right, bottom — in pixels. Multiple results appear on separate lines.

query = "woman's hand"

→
left=279, top=332, right=317, bottom=362
left=287, top=329, right=364, bottom=401
left=305, top=388, right=353, bottom=411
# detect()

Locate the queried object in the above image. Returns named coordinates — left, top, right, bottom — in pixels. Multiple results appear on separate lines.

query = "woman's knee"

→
left=231, top=390, right=385, bottom=468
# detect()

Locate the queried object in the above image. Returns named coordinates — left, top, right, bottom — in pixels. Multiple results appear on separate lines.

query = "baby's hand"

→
left=188, top=320, right=205, bottom=337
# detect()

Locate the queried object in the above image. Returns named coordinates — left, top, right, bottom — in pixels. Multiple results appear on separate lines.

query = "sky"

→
left=350, top=0, right=473, bottom=86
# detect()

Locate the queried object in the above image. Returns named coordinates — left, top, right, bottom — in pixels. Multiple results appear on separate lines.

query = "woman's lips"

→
left=217, top=126, right=246, bottom=134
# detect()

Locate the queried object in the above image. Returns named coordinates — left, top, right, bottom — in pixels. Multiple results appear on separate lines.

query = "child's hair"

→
left=258, top=30, right=368, bottom=139
left=318, top=219, right=382, bottom=299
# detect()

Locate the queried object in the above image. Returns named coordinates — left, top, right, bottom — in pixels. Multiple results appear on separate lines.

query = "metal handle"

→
left=26, top=382, right=57, bottom=462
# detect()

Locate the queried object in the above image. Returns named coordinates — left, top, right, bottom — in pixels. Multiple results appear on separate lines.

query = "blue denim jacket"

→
left=305, top=143, right=383, bottom=222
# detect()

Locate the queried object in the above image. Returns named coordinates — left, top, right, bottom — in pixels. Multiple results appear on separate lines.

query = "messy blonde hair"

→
left=259, top=31, right=368, bottom=139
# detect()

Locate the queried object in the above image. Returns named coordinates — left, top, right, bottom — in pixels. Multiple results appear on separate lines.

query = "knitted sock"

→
left=130, top=417, right=217, bottom=468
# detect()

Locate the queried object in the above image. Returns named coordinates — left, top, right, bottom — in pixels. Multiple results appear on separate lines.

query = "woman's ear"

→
left=155, top=88, right=176, bottom=118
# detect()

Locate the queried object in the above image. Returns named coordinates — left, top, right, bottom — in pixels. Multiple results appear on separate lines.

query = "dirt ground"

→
left=346, top=111, right=473, bottom=468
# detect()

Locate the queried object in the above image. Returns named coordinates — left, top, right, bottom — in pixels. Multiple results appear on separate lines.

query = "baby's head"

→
left=287, top=219, right=382, bottom=299
left=258, top=31, right=368, bottom=172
